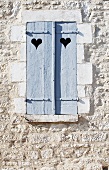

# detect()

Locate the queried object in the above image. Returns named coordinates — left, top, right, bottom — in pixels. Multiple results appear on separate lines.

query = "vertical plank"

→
left=55, top=22, right=77, bottom=115
left=43, top=22, right=53, bottom=114
left=52, top=22, right=55, bottom=114
left=26, top=22, right=53, bottom=114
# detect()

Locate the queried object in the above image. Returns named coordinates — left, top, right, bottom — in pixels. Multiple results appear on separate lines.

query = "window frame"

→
left=26, top=21, right=78, bottom=115
left=10, top=10, right=93, bottom=121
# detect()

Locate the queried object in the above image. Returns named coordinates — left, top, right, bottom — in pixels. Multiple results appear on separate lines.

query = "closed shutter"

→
left=26, top=21, right=77, bottom=115
left=26, top=22, right=54, bottom=114
left=55, top=22, right=77, bottom=114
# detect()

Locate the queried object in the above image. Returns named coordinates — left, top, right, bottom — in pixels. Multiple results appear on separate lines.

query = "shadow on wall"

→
left=78, top=31, right=84, bottom=37
left=79, top=99, right=85, bottom=104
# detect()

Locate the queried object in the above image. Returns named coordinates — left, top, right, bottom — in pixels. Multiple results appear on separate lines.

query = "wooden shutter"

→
left=55, top=22, right=77, bottom=115
left=26, top=22, right=54, bottom=114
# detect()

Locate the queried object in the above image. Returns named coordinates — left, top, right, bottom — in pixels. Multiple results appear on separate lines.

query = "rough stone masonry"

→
left=0, top=0, right=109, bottom=169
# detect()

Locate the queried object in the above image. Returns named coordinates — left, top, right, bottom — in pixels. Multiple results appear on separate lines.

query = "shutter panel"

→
left=55, top=22, right=77, bottom=115
left=26, top=22, right=54, bottom=114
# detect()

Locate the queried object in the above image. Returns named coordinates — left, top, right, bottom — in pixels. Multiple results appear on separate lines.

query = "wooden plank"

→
left=55, top=22, right=77, bottom=115
left=26, top=22, right=53, bottom=114
left=52, top=22, right=55, bottom=114
left=43, top=22, right=53, bottom=114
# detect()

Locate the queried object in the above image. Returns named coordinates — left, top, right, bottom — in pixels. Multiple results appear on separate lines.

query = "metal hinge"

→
left=26, top=30, right=79, bottom=35
left=60, top=31, right=79, bottom=34
left=56, top=98, right=79, bottom=101
left=26, top=31, right=50, bottom=35
left=26, top=98, right=79, bottom=102
left=26, top=98, right=51, bottom=102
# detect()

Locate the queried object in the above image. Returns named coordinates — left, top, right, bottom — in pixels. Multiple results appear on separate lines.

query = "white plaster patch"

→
left=10, top=1, right=21, bottom=18
left=78, top=98, right=90, bottom=114
left=77, top=23, right=92, bottom=43
left=20, top=43, right=26, bottom=61
left=77, top=63, right=93, bottom=84
left=18, top=82, right=26, bottom=97
left=25, top=114, right=78, bottom=122
left=14, top=98, right=26, bottom=114
left=22, top=10, right=82, bottom=23
left=10, top=62, right=26, bottom=82
left=11, top=25, right=26, bottom=42
left=77, top=44, right=84, bottom=63
left=77, top=85, right=85, bottom=97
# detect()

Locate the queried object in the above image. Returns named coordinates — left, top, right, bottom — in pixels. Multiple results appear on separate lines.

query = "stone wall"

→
left=0, top=0, right=109, bottom=169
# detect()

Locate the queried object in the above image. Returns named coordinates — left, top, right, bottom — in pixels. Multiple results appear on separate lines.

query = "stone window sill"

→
left=25, top=114, right=78, bottom=123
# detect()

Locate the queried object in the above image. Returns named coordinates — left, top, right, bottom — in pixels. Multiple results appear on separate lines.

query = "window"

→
left=26, top=22, right=78, bottom=115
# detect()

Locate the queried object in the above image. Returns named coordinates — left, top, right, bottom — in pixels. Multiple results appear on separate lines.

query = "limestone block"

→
left=77, top=85, right=85, bottom=97
left=77, top=44, right=84, bottom=63
left=82, top=132, right=107, bottom=142
left=10, top=25, right=26, bottom=42
left=0, top=108, right=3, bottom=113
left=25, top=115, right=78, bottom=123
left=30, top=151, right=39, bottom=159
left=86, top=164, right=102, bottom=170
left=78, top=98, right=90, bottom=114
left=27, top=133, right=50, bottom=144
left=1, top=168, right=15, bottom=170
left=10, top=62, right=26, bottom=82
left=10, top=1, right=21, bottom=18
left=18, top=82, right=26, bottom=97
left=14, top=98, right=26, bottom=114
left=40, top=168, right=55, bottom=170
left=77, top=63, right=93, bottom=85
left=77, top=23, right=92, bottom=43
left=41, top=149, right=53, bottom=159
left=21, top=162, right=31, bottom=166
left=51, top=1, right=60, bottom=5
left=99, top=121, right=109, bottom=130
left=85, top=85, right=93, bottom=97
left=20, top=43, right=26, bottom=61
left=22, top=10, right=82, bottom=23
left=72, top=133, right=81, bottom=142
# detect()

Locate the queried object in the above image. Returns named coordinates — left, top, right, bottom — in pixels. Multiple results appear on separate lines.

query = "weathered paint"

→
left=55, top=22, right=77, bottom=114
left=27, top=22, right=77, bottom=115
left=27, top=22, right=53, bottom=114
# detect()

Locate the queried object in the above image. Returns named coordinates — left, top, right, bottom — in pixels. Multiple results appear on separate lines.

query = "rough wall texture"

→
left=0, top=0, right=109, bottom=169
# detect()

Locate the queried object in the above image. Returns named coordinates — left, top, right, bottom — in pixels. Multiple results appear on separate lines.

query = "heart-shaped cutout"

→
left=31, top=38, right=42, bottom=49
left=60, top=38, right=71, bottom=48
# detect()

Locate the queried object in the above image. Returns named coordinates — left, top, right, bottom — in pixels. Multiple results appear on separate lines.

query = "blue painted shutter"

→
left=55, top=22, right=77, bottom=114
left=26, top=22, right=54, bottom=114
